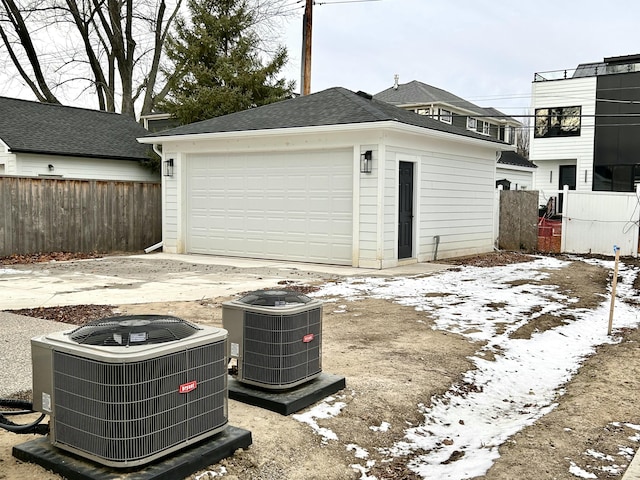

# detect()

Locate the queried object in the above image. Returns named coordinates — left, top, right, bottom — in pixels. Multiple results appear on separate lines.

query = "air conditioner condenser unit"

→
left=31, top=315, right=228, bottom=468
left=223, top=290, right=323, bottom=390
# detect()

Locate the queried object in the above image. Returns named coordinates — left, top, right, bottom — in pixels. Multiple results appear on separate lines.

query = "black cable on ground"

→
left=0, top=399, right=33, bottom=410
left=0, top=412, right=48, bottom=434
left=0, top=398, right=49, bottom=434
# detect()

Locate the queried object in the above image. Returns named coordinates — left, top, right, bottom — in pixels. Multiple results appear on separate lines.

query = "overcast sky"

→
left=2, top=0, right=640, bottom=118
left=280, top=0, right=640, bottom=116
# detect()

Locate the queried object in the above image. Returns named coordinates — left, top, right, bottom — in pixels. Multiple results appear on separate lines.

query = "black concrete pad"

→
left=12, top=425, right=252, bottom=480
left=228, top=372, right=346, bottom=415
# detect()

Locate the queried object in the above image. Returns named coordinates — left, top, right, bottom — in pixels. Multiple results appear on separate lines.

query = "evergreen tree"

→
left=160, top=0, right=294, bottom=125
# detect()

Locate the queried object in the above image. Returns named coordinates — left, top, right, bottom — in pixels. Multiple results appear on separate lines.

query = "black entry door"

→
left=398, top=162, right=414, bottom=259
left=558, top=165, right=576, bottom=213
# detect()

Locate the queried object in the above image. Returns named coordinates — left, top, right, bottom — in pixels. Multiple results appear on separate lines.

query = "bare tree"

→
left=0, top=0, right=182, bottom=117
left=0, top=0, right=295, bottom=118
left=517, top=110, right=530, bottom=159
left=0, top=0, right=61, bottom=104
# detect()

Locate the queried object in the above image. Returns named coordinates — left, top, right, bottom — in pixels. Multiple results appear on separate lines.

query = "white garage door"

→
left=186, top=150, right=353, bottom=265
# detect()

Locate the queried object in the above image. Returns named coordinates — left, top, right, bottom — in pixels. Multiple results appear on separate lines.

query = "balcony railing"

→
left=534, top=61, right=640, bottom=82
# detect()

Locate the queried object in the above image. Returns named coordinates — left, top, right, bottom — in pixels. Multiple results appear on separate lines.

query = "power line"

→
left=315, top=0, right=382, bottom=4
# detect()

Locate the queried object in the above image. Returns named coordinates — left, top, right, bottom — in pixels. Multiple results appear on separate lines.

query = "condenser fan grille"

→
left=238, top=290, right=312, bottom=307
left=242, top=308, right=321, bottom=386
left=68, top=315, right=201, bottom=346
left=51, top=341, right=227, bottom=464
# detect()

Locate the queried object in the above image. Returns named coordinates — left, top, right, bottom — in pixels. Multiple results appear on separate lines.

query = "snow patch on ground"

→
left=292, top=396, right=347, bottom=444
left=347, top=444, right=369, bottom=459
left=309, top=256, right=640, bottom=479
left=194, top=466, right=227, bottom=479
left=569, top=462, right=597, bottom=479
left=370, top=421, right=391, bottom=433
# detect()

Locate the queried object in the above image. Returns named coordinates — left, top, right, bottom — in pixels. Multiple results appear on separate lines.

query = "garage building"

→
left=140, top=87, right=508, bottom=269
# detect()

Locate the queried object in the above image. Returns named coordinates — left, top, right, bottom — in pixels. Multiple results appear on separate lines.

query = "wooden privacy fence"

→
left=0, top=176, right=161, bottom=257
left=496, top=189, right=539, bottom=252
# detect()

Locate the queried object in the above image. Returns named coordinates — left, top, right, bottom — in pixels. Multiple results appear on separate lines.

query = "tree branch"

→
left=0, top=20, right=47, bottom=101
left=1, top=0, right=60, bottom=103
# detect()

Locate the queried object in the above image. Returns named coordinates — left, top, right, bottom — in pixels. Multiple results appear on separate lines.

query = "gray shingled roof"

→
left=374, top=80, right=515, bottom=121
left=0, top=96, right=152, bottom=160
left=146, top=87, right=505, bottom=145
left=498, top=151, right=536, bottom=169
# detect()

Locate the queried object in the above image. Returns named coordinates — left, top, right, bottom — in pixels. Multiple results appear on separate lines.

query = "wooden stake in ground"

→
left=608, top=245, right=621, bottom=335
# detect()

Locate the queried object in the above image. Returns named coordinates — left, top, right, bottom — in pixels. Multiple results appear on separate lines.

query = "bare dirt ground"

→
left=1, top=252, right=639, bottom=479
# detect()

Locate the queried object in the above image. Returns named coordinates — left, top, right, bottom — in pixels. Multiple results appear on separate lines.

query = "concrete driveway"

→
left=0, top=253, right=449, bottom=310
left=0, top=253, right=449, bottom=397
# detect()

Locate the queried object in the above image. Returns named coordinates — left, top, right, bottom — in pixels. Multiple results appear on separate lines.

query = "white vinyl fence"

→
left=552, top=186, right=640, bottom=257
left=495, top=186, right=640, bottom=257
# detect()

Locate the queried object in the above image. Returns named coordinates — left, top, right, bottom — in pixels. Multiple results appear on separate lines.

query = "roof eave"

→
left=139, top=122, right=387, bottom=143
left=139, top=120, right=510, bottom=149
left=383, top=121, right=512, bottom=149
left=8, top=147, right=149, bottom=162
left=497, top=163, right=537, bottom=171
left=393, top=102, right=517, bottom=124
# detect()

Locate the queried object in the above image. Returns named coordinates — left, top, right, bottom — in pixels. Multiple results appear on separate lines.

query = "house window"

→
left=593, top=164, right=640, bottom=192
left=416, top=107, right=431, bottom=116
left=439, top=109, right=452, bottom=124
left=482, top=121, right=491, bottom=135
left=467, top=117, right=477, bottom=130
left=534, top=106, right=581, bottom=138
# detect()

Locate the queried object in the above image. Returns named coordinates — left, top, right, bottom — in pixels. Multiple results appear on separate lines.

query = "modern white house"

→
left=0, top=96, right=159, bottom=182
left=530, top=54, right=640, bottom=211
left=375, top=78, right=534, bottom=191
left=140, top=87, right=512, bottom=268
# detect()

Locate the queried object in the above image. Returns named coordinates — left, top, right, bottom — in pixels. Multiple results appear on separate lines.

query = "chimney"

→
left=393, top=74, right=399, bottom=90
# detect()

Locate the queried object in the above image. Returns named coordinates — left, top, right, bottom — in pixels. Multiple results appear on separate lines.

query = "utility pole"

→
left=300, top=0, right=313, bottom=95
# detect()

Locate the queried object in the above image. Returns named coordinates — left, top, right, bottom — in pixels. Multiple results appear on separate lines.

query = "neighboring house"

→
left=530, top=54, right=640, bottom=209
left=496, top=151, right=537, bottom=190
left=374, top=77, right=521, bottom=146
left=0, top=96, right=159, bottom=181
left=374, top=78, right=532, bottom=191
left=140, top=87, right=512, bottom=269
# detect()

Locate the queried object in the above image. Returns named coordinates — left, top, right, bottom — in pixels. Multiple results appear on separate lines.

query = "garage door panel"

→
left=187, top=150, right=353, bottom=264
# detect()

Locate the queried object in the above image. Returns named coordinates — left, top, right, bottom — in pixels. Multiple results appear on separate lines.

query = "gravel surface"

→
left=0, top=312, right=69, bottom=398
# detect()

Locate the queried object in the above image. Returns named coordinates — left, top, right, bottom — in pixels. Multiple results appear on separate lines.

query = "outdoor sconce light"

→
left=163, top=158, right=174, bottom=177
left=360, top=150, right=373, bottom=174
left=48, top=164, right=54, bottom=171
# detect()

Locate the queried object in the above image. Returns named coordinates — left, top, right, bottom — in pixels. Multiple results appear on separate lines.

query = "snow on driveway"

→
left=306, top=255, right=640, bottom=479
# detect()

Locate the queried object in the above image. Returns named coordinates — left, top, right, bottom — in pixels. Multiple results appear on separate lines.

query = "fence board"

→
left=498, top=190, right=539, bottom=252
left=562, top=190, right=639, bottom=257
left=0, top=176, right=161, bottom=257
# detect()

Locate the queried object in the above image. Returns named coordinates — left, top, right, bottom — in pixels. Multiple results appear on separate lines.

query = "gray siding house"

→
left=0, top=96, right=158, bottom=181
left=375, top=79, right=533, bottom=191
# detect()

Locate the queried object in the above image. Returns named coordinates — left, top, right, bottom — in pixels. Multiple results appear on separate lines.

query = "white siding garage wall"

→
left=417, top=150, right=496, bottom=260
left=186, top=149, right=353, bottom=265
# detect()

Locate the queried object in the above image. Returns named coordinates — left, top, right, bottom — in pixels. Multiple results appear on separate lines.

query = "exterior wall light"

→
left=360, top=150, right=373, bottom=174
left=163, top=158, right=174, bottom=177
